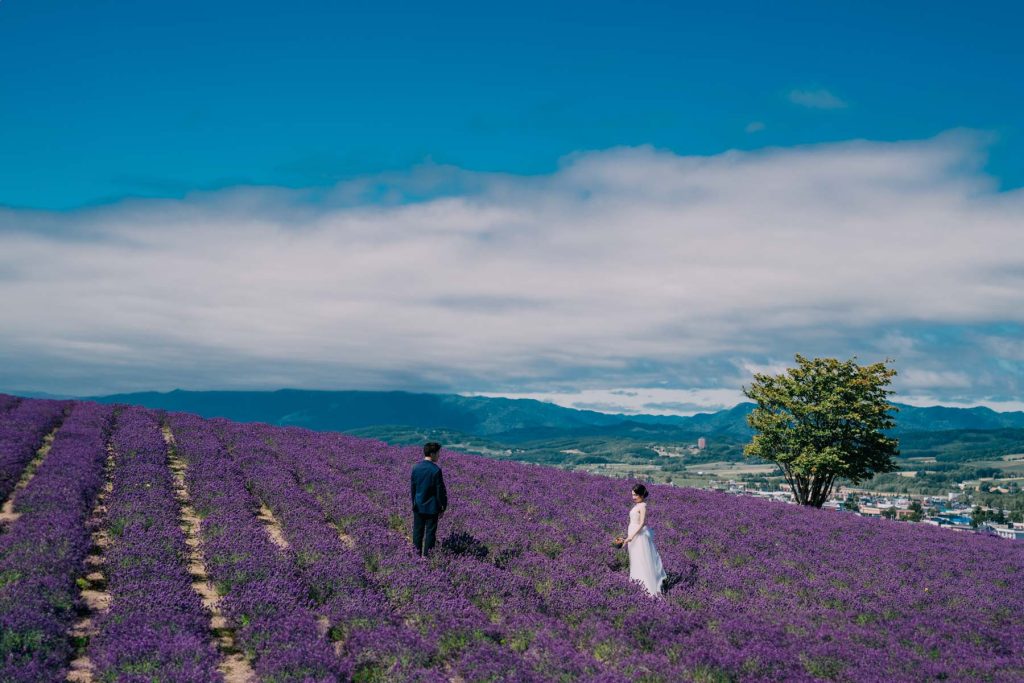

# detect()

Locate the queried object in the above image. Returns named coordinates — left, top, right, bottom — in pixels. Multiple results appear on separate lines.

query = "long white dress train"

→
left=627, top=502, right=667, bottom=596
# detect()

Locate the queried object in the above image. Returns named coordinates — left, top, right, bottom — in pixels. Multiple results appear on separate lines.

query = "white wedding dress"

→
left=627, top=502, right=667, bottom=596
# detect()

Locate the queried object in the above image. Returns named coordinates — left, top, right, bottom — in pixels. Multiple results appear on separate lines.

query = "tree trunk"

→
left=807, top=473, right=837, bottom=508
left=785, top=468, right=813, bottom=505
left=782, top=466, right=801, bottom=504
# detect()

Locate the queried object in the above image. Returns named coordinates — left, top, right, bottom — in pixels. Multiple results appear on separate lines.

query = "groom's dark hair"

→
left=424, top=442, right=442, bottom=459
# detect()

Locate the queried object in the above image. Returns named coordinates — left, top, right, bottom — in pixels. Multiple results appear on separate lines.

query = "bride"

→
left=623, top=484, right=667, bottom=596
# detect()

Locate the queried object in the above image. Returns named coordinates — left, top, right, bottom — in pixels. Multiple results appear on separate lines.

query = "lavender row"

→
left=226, top=423, right=471, bottom=681
left=88, top=407, right=222, bottom=682
left=428, top=446, right=1024, bottom=680
left=253, top=425, right=616, bottom=682
left=266, top=427, right=568, bottom=681
left=0, top=398, right=68, bottom=502
left=295, top=427, right=1024, bottom=681
left=648, top=486, right=1024, bottom=680
left=0, top=392, right=21, bottom=414
left=286, top=430, right=653, bottom=678
left=5, top=400, right=1021, bottom=681
left=443, top=447, right=1024, bottom=680
left=345, top=434, right=673, bottom=680
left=167, top=413, right=344, bottom=681
left=0, top=402, right=113, bottom=682
left=409, top=450, right=735, bottom=676
left=104, top=411, right=1024, bottom=681
left=227, top=423, right=442, bottom=680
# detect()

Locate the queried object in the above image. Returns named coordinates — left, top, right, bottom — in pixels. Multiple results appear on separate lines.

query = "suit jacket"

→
left=411, top=459, right=448, bottom=515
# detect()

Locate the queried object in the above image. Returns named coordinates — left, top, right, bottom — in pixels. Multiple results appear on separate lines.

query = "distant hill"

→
left=90, top=389, right=1024, bottom=440
left=890, top=403, right=1024, bottom=432
left=89, top=389, right=626, bottom=438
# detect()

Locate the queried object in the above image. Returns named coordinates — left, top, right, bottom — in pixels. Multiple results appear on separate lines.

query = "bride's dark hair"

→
left=632, top=483, right=649, bottom=499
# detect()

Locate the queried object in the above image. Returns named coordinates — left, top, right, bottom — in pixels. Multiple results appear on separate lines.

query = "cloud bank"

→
left=1, top=132, right=1022, bottom=411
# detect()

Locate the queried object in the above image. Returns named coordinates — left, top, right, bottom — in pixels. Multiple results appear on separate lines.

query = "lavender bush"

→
left=237, top=422, right=1024, bottom=681
left=388, top=438, right=1023, bottom=681
left=87, top=407, right=223, bottom=682
left=259, top=424, right=621, bottom=681
left=167, top=413, right=346, bottom=681
left=229, top=422, right=498, bottom=681
left=0, top=393, right=21, bottom=415
left=0, top=403, right=112, bottom=682
left=0, top=397, right=67, bottom=502
left=2, top=398, right=1023, bottom=681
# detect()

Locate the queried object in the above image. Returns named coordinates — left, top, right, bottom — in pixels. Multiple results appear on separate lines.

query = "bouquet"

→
left=612, top=536, right=626, bottom=549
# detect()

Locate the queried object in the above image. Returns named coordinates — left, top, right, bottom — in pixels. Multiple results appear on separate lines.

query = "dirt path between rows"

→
left=164, top=426, right=257, bottom=683
left=0, top=428, right=58, bottom=527
left=257, top=502, right=290, bottom=550
left=66, top=444, right=115, bottom=683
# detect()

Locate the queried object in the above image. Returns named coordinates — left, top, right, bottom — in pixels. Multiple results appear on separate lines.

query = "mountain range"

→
left=89, top=388, right=1024, bottom=441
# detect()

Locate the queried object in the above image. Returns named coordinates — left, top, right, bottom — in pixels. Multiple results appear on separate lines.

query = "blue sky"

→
left=1, top=1, right=1023, bottom=412
left=3, top=1, right=1022, bottom=208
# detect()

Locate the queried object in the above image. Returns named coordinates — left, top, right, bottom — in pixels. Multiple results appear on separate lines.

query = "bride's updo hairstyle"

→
left=632, top=484, right=649, bottom=500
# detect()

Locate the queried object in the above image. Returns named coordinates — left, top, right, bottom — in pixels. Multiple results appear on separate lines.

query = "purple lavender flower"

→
left=3, top=397, right=1023, bottom=681
left=87, top=407, right=222, bottom=682
left=0, top=402, right=111, bottom=681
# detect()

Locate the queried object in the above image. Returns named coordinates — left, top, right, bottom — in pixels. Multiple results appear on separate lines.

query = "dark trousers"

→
left=412, top=511, right=439, bottom=556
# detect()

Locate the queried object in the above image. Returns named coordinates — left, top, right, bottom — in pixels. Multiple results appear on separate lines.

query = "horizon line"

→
left=3, top=386, right=1023, bottom=417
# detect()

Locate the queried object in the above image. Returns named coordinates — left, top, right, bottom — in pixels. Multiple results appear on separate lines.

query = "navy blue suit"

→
left=411, top=459, right=447, bottom=555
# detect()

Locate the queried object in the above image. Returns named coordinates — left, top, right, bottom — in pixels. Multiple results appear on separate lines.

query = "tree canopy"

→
left=743, top=354, right=900, bottom=507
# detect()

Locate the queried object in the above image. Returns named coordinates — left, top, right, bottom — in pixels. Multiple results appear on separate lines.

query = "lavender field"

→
left=1, top=394, right=1022, bottom=682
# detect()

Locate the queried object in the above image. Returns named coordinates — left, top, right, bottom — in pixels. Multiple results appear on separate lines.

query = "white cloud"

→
left=465, top=388, right=748, bottom=416
left=1, top=131, right=1022, bottom=403
left=978, top=334, right=1024, bottom=361
left=897, top=395, right=1024, bottom=413
left=738, top=360, right=792, bottom=379
left=874, top=332, right=917, bottom=356
left=788, top=88, right=848, bottom=109
left=745, top=121, right=766, bottom=133
left=899, top=368, right=973, bottom=389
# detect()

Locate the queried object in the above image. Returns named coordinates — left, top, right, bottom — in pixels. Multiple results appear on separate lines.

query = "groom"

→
left=410, top=441, right=448, bottom=556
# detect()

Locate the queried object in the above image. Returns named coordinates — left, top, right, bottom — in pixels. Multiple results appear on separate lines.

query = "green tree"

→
left=908, top=500, right=924, bottom=522
left=743, top=354, right=900, bottom=508
left=971, top=505, right=986, bottom=528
